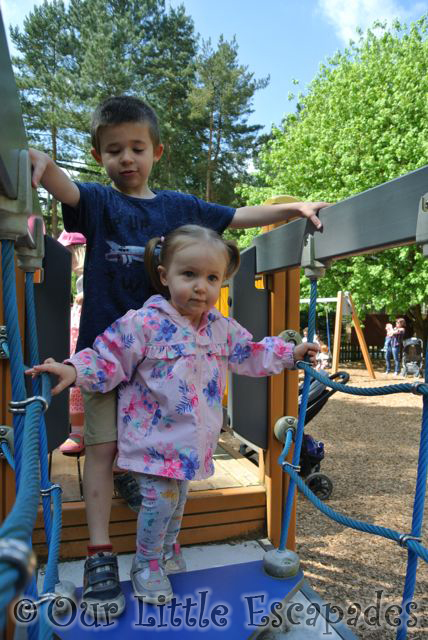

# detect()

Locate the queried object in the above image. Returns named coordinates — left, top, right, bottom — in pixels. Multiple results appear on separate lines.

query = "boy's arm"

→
left=229, top=201, right=330, bottom=231
left=29, top=149, right=80, bottom=207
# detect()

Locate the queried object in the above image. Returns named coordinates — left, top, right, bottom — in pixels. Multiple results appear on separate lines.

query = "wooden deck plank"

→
left=32, top=435, right=266, bottom=560
left=49, top=438, right=262, bottom=502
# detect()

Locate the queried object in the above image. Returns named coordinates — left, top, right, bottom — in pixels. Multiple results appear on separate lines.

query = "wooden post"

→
left=348, top=293, right=376, bottom=379
left=331, top=291, right=344, bottom=374
left=265, top=270, right=287, bottom=547
left=261, top=195, right=301, bottom=549
left=283, top=267, right=300, bottom=551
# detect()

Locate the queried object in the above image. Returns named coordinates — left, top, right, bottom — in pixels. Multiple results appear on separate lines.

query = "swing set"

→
left=300, top=291, right=376, bottom=379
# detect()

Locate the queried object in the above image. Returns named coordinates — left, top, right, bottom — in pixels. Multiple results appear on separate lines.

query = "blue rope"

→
left=1, top=242, right=54, bottom=640
left=0, top=442, right=14, bottom=469
left=25, top=273, right=53, bottom=543
left=396, top=348, right=428, bottom=639
left=278, top=275, right=428, bottom=640
left=297, top=361, right=428, bottom=396
left=1, top=241, right=26, bottom=489
left=279, top=278, right=318, bottom=550
left=282, top=465, right=428, bottom=563
left=0, top=401, right=44, bottom=611
left=1, top=240, right=39, bottom=640
left=25, top=272, right=63, bottom=597
left=278, top=429, right=294, bottom=467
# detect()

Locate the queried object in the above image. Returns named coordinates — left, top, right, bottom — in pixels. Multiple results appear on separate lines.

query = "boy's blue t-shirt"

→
left=62, top=183, right=236, bottom=350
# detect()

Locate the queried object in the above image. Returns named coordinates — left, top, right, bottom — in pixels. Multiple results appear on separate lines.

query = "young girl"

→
left=28, top=225, right=318, bottom=608
left=384, top=322, right=394, bottom=374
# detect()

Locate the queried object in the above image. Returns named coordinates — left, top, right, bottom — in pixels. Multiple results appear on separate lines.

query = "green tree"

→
left=10, top=0, right=82, bottom=235
left=240, top=18, right=428, bottom=343
left=189, top=36, right=269, bottom=203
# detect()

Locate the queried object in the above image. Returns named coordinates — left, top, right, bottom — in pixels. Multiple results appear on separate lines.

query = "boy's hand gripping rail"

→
left=0, top=150, right=32, bottom=241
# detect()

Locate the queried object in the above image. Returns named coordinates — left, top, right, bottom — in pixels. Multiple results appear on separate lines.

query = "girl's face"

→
left=158, top=240, right=228, bottom=327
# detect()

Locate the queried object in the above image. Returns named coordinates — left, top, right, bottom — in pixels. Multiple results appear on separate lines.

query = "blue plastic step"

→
left=53, top=560, right=304, bottom=638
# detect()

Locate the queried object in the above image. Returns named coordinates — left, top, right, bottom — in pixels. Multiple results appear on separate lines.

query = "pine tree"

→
left=188, top=36, right=269, bottom=203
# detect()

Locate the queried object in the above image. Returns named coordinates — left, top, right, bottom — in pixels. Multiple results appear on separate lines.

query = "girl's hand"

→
left=293, top=341, right=319, bottom=367
left=25, top=357, right=77, bottom=395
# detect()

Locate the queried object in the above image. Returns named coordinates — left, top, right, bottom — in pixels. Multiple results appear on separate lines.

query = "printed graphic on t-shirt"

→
left=105, top=240, right=146, bottom=266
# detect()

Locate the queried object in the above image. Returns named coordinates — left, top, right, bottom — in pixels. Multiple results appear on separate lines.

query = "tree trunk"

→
left=51, top=125, right=58, bottom=238
left=205, top=111, right=214, bottom=202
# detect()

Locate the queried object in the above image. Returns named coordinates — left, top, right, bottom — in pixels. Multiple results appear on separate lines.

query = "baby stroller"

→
left=299, top=433, right=331, bottom=500
left=239, top=371, right=350, bottom=501
left=401, top=338, right=424, bottom=378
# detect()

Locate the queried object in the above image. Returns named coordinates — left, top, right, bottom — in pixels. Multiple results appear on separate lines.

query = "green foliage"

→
left=188, top=36, right=269, bottom=203
left=11, top=0, right=268, bottom=209
left=240, top=17, right=428, bottom=340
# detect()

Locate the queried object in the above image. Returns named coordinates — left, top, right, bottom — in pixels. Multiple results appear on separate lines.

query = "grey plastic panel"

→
left=228, top=246, right=269, bottom=449
left=26, top=237, right=71, bottom=452
left=254, top=165, right=428, bottom=273
left=0, top=11, right=28, bottom=198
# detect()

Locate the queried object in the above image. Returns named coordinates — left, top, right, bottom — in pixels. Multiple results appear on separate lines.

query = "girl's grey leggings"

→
left=132, top=472, right=189, bottom=561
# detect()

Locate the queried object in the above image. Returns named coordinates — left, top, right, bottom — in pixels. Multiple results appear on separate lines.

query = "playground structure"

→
left=1, top=8, right=428, bottom=640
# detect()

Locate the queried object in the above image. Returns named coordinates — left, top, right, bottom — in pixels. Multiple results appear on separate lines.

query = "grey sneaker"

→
left=164, top=543, right=187, bottom=574
left=130, top=556, right=173, bottom=604
left=81, top=552, right=125, bottom=618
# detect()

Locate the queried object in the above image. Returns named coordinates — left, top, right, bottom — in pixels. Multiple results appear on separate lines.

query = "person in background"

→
left=58, top=231, right=86, bottom=454
left=384, top=321, right=394, bottom=374
left=391, top=317, right=406, bottom=376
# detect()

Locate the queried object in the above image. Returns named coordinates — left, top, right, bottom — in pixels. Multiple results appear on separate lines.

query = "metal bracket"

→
left=0, top=425, right=14, bottom=457
left=9, top=395, right=49, bottom=414
left=0, top=538, right=37, bottom=592
left=0, top=150, right=32, bottom=241
left=416, top=192, right=428, bottom=258
left=301, top=233, right=329, bottom=279
left=16, top=215, right=45, bottom=273
left=0, top=326, right=9, bottom=359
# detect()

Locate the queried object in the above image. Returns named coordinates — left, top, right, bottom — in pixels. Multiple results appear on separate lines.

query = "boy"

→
left=29, top=95, right=328, bottom=617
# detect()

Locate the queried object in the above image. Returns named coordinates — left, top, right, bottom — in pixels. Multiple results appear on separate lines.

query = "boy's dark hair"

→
left=91, top=96, right=161, bottom=152
left=144, top=225, right=240, bottom=299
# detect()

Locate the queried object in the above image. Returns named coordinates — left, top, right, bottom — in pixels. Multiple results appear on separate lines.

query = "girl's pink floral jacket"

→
left=70, top=295, right=295, bottom=481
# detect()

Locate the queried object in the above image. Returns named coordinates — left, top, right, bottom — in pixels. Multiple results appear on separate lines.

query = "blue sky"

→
left=2, top=0, right=428, bottom=132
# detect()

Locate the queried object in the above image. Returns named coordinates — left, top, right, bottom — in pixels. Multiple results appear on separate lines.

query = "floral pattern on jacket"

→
left=70, top=295, right=295, bottom=480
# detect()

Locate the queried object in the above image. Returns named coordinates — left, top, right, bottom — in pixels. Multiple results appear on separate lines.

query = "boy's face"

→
left=91, top=122, right=163, bottom=197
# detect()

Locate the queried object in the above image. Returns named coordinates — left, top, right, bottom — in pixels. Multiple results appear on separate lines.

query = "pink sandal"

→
left=59, top=432, right=85, bottom=455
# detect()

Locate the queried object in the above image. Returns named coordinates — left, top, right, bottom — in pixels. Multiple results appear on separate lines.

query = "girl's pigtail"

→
left=224, top=239, right=240, bottom=278
left=144, top=237, right=169, bottom=296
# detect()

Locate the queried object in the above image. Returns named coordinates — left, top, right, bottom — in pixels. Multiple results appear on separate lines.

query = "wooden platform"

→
left=33, top=435, right=266, bottom=560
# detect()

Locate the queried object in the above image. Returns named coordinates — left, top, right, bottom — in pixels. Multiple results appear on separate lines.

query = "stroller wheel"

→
left=305, top=472, right=333, bottom=501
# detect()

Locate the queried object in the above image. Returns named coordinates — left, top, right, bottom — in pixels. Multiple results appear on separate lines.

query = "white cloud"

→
left=318, top=0, right=428, bottom=43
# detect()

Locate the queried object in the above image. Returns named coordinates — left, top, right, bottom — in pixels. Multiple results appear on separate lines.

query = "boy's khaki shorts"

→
left=82, top=389, right=117, bottom=445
